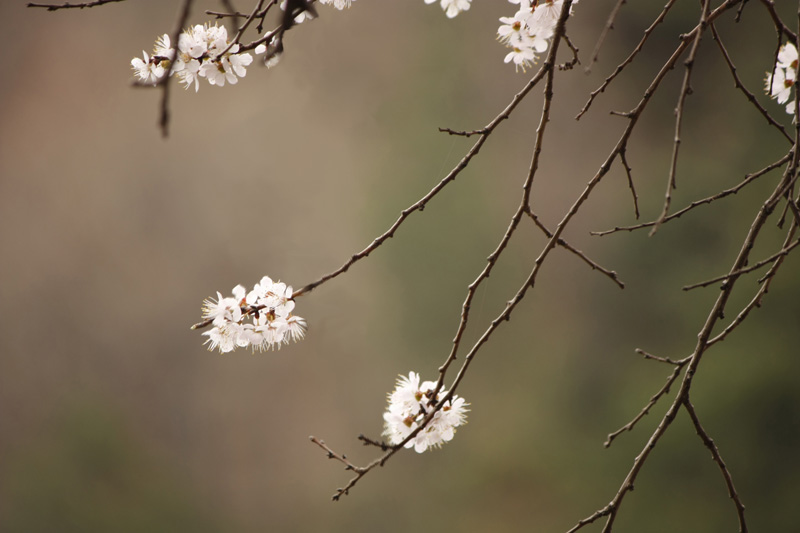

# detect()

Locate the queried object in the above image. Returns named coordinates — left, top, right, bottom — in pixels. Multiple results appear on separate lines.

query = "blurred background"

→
left=1, top=1, right=798, bottom=531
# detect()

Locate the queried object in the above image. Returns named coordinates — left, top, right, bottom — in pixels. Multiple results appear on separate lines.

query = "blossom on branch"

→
left=497, top=0, right=579, bottom=71
left=130, top=24, right=253, bottom=91
left=199, top=276, right=307, bottom=353
left=318, top=0, right=355, bottom=9
left=382, top=372, right=468, bottom=453
left=766, top=42, right=798, bottom=115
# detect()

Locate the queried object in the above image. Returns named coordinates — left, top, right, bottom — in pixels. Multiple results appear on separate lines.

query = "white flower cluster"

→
left=383, top=372, right=468, bottom=453
left=424, top=0, right=472, bottom=19
left=498, top=0, right=579, bottom=71
left=131, top=23, right=253, bottom=91
left=201, top=276, right=307, bottom=353
left=318, top=0, right=355, bottom=8
left=766, top=42, right=798, bottom=115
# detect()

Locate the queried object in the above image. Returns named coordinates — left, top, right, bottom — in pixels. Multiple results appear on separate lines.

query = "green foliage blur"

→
left=1, top=1, right=797, bottom=531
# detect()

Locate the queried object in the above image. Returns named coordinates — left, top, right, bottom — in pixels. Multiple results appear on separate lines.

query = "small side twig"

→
left=604, top=355, right=688, bottom=448
left=584, top=0, right=626, bottom=73
left=682, top=236, right=800, bottom=291
left=309, top=436, right=362, bottom=472
left=526, top=210, right=625, bottom=289
left=619, top=148, right=640, bottom=219
left=683, top=398, right=748, bottom=532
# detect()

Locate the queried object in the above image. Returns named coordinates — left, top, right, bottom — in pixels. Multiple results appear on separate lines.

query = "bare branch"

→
left=28, top=0, right=124, bottom=10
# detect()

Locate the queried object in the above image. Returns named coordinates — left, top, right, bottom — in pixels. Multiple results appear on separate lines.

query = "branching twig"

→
left=526, top=210, right=625, bottom=289
left=292, top=46, right=556, bottom=299
left=635, top=348, right=687, bottom=366
left=576, top=0, right=679, bottom=120
left=604, top=356, right=687, bottom=448
left=592, top=153, right=791, bottom=236
left=710, top=22, right=792, bottom=144
left=650, top=0, right=711, bottom=236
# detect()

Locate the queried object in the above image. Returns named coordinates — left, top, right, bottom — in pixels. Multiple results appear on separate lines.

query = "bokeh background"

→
left=1, top=1, right=798, bottom=531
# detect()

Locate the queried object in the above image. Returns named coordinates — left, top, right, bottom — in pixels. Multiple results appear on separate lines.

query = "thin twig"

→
left=309, top=436, right=362, bottom=472
left=636, top=348, right=687, bottom=366
left=758, top=0, right=799, bottom=42
left=682, top=235, right=800, bottom=290
left=27, top=0, right=124, bottom=9
left=683, top=398, right=748, bottom=532
left=585, top=0, right=626, bottom=73
left=212, top=0, right=266, bottom=59
left=619, top=148, right=640, bottom=219
left=604, top=358, right=686, bottom=448
left=576, top=0, right=679, bottom=120
left=526, top=211, right=625, bottom=289
left=710, top=22, right=792, bottom=144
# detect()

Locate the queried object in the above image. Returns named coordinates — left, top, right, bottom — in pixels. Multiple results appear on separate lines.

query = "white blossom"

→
left=424, top=0, right=471, bottom=18
left=497, top=0, right=579, bottom=70
left=199, top=277, right=307, bottom=353
left=766, top=41, right=798, bottom=115
left=131, top=23, right=254, bottom=91
left=318, top=0, right=355, bottom=9
left=131, top=51, right=165, bottom=84
left=382, top=372, right=468, bottom=453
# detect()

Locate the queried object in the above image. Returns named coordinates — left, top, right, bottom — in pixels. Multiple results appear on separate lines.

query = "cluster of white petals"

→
left=131, top=23, right=254, bottom=91
left=382, top=372, right=468, bottom=453
left=766, top=42, right=798, bottom=115
left=424, top=0, right=472, bottom=19
left=318, top=0, right=355, bottom=9
left=200, top=276, right=307, bottom=353
left=498, top=0, right=578, bottom=71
